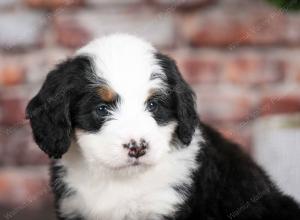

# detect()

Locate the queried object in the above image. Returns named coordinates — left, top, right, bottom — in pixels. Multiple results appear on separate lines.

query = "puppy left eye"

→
left=96, top=104, right=109, bottom=116
left=147, top=100, right=158, bottom=112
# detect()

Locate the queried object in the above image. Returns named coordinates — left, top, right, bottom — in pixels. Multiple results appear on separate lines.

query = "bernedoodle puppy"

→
left=26, top=34, right=300, bottom=220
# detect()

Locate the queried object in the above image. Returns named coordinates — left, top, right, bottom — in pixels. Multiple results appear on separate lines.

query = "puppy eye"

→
left=96, top=104, right=109, bottom=116
left=147, top=100, right=158, bottom=112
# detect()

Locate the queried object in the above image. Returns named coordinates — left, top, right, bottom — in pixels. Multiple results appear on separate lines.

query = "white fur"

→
left=60, top=130, right=202, bottom=220
left=58, top=34, right=202, bottom=220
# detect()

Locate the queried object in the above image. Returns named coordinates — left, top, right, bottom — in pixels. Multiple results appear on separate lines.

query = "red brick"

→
left=0, top=125, right=49, bottom=166
left=54, top=19, right=91, bottom=48
left=259, top=95, right=300, bottom=116
left=178, top=7, right=288, bottom=47
left=152, top=0, right=215, bottom=9
left=0, top=64, right=26, bottom=86
left=0, top=98, right=26, bottom=125
left=285, top=15, right=300, bottom=45
left=0, top=168, right=50, bottom=207
left=54, top=10, right=175, bottom=48
left=297, top=72, right=300, bottom=82
left=177, top=56, right=220, bottom=84
left=25, top=0, right=85, bottom=9
left=196, top=90, right=254, bottom=123
left=280, top=59, right=300, bottom=82
left=87, top=0, right=142, bottom=6
left=223, top=56, right=284, bottom=86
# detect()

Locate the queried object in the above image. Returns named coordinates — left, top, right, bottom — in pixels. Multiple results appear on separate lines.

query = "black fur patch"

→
left=72, top=86, right=120, bottom=133
left=146, top=89, right=176, bottom=125
left=26, top=56, right=95, bottom=158
left=168, top=122, right=300, bottom=220
left=26, top=56, right=108, bottom=159
left=155, top=53, right=198, bottom=145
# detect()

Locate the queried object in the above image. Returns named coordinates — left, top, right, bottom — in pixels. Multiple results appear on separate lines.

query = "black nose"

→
left=123, top=139, right=149, bottom=158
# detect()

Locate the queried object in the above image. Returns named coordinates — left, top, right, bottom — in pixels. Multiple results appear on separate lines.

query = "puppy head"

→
left=26, top=34, right=198, bottom=170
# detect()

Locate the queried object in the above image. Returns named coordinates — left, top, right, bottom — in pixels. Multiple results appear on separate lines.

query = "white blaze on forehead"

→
left=76, top=34, right=165, bottom=99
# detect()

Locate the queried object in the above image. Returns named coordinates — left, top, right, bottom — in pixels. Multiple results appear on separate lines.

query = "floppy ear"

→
left=26, top=56, right=92, bottom=158
left=156, top=53, right=198, bottom=145
left=174, top=74, right=198, bottom=145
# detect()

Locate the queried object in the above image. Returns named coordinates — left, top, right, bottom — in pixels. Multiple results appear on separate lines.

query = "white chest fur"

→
left=58, top=133, right=201, bottom=220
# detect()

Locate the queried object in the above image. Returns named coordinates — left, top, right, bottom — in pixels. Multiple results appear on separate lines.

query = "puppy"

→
left=26, top=34, right=300, bottom=220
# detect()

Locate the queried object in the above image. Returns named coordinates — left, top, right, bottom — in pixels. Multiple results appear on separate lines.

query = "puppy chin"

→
left=111, top=156, right=157, bottom=169
left=95, top=160, right=152, bottom=178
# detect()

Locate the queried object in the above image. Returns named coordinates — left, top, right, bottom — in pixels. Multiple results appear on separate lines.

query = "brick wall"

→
left=0, top=0, right=300, bottom=219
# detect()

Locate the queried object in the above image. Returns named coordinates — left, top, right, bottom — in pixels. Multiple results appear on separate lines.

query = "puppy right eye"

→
left=96, top=104, right=109, bottom=116
left=147, top=100, right=159, bottom=112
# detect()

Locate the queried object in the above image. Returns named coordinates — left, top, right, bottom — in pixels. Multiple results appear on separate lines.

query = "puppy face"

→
left=26, top=34, right=198, bottom=171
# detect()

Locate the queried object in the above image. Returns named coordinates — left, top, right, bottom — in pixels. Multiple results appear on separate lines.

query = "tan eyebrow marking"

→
left=97, top=86, right=116, bottom=102
left=147, top=88, right=157, bottom=101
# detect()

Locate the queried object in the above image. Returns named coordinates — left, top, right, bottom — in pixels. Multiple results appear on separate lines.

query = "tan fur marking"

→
left=147, top=88, right=157, bottom=101
left=97, top=86, right=116, bottom=102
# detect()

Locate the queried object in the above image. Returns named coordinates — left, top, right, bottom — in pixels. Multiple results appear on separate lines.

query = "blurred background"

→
left=0, top=0, right=300, bottom=219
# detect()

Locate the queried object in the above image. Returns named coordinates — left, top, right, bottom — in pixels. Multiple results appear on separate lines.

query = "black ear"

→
left=156, top=53, right=198, bottom=145
left=26, top=56, right=93, bottom=158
